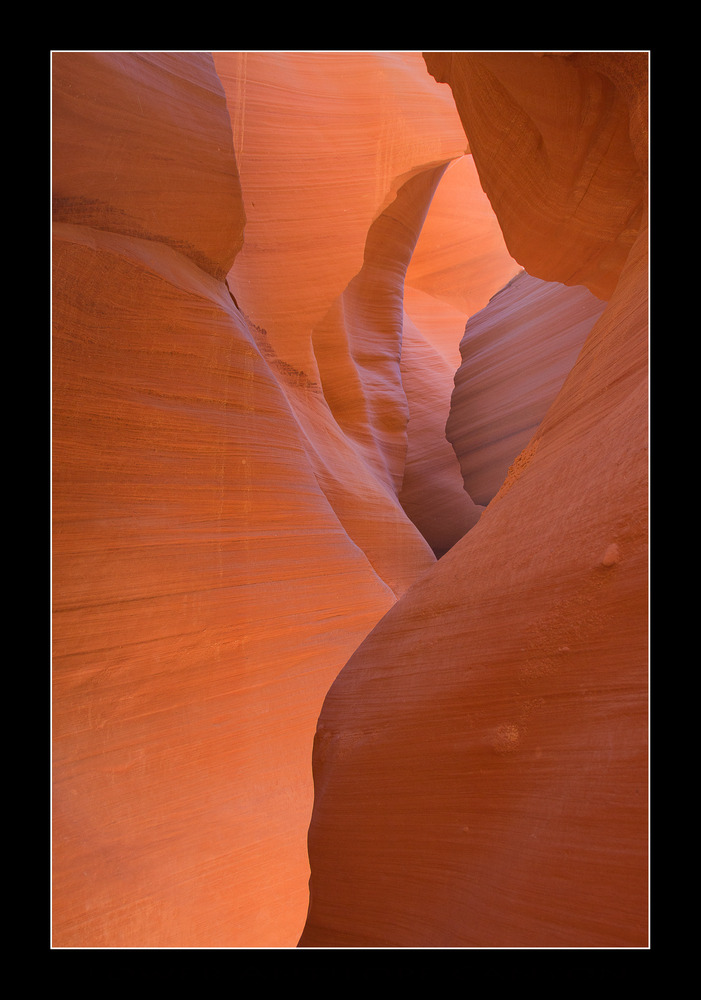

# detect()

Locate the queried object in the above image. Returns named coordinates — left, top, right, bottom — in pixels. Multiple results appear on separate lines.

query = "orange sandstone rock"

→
left=300, top=51, right=648, bottom=948
left=53, top=47, right=648, bottom=950
left=398, top=154, right=521, bottom=554
left=51, top=51, right=407, bottom=948
left=446, top=271, right=607, bottom=506
left=211, top=51, right=475, bottom=593
left=405, top=154, right=521, bottom=329
left=53, top=229, right=398, bottom=949
left=213, top=51, right=467, bottom=378
left=52, top=50, right=488, bottom=948
left=300, top=228, right=649, bottom=953
left=52, top=52, right=244, bottom=281
left=398, top=312, right=483, bottom=557
left=423, top=52, right=647, bottom=301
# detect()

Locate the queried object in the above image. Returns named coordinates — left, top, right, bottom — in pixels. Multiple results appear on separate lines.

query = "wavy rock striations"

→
left=405, top=154, right=522, bottom=327
left=300, top=52, right=648, bottom=948
left=212, top=51, right=488, bottom=579
left=53, top=50, right=648, bottom=949
left=52, top=51, right=516, bottom=947
left=423, top=52, right=646, bottom=301
left=399, top=153, right=521, bottom=555
left=447, top=271, right=607, bottom=507
left=52, top=52, right=245, bottom=281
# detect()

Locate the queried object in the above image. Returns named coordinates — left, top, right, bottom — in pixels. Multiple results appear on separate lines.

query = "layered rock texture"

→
left=447, top=271, right=607, bottom=507
left=52, top=51, right=517, bottom=948
left=300, top=51, right=648, bottom=948
left=52, top=50, right=648, bottom=949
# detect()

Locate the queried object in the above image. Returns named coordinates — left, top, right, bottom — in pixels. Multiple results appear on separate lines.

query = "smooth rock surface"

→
left=398, top=312, right=483, bottom=557
left=212, top=51, right=468, bottom=379
left=399, top=153, right=521, bottom=553
left=212, top=50, right=475, bottom=593
left=446, top=271, right=607, bottom=506
left=300, top=51, right=648, bottom=949
left=53, top=49, right=648, bottom=950
left=52, top=219, right=401, bottom=947
left=52, top=52, right=245, bottom=281
left=423, top=51, right=647, bottom=301
left=405, top=154, right=521, bottom=327
left=52, top=50, right=508, bottom=948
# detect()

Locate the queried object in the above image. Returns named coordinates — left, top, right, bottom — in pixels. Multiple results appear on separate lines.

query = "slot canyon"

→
left=51, top=50, right=649, bottom=949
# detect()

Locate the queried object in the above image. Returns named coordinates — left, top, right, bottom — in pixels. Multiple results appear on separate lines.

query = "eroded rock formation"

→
left=400, top=153, right=521, bottom=554
left=422, top=52, right=646, bottom=301
left=447, top=271, right=607, bottom=507
left=52, top=50, right=648, bottom=950
left=300, top=52, right=648, bottom=948
left=52, top=51, right=517, bottom=947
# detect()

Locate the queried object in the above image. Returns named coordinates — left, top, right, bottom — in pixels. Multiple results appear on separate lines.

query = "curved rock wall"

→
left=53, top=49, right=648, bottom=949
left=423, top=52, right=647, bottom=301
left=405, top=154, right=521, bottom=326
left=52, top=51, right=514, bottom=947
left=212, top=51, right=468, bottom=379
left=300, top=51, right=648, bottom=948
left=53, top=223, right=397, bottom=946
left=400, top=153, right=521, bottom=554
left=447, top=271, right=607, bottom=506
left=212, top=51, right=476, bottom=594
left=52, top=52, right=245, bottom=281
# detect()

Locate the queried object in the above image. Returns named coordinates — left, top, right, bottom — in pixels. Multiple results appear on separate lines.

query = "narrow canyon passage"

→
left=52, top=51, right=648, bottom=949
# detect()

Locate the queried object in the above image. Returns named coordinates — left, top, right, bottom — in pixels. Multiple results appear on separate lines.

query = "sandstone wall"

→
left=52, top=51, right=517, bottom=947
left=447, top=271, right=607, bottom=507
left=300, top=51, right=648, bottom=948
left=423, top=52, right=647, bottom=300
left=53, top=50, right=648, bottom=949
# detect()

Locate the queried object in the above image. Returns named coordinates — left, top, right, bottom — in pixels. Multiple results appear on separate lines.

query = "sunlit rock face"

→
left=404, top=154, right=522, bottom=328
left=300, top=51, right=648, bottom=948
left=53, top=49, right=648, bottom=950
left=52, top=50, right=517, bottom=948
left=212, top=51, right=496, bottom=574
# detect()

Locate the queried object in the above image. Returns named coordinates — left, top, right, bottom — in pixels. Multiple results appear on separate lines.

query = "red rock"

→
left=53, top=48, right=648, bottom=950
left=423, top=52, right=647, bottom=301
left=212, top=51, right=467, bottom=379
left=398, top=312, right=483, bottom=557
left=211, top=51, right=476, bottom=596
left=52, top=218, right=404, bottom=947
left=52, top=52, right=245, bottom=281
left=399, top=153, right=521, bottom=554
left=300, top=51, right=648, bottom=948
left=51, top=50, right=486, bottom=948
left=51, top=51, right=402, bottom=948
left=446, top=271, right=607, bottom=506
left=405, top=154, right=521, bottom=327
